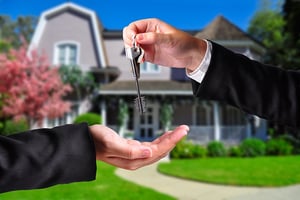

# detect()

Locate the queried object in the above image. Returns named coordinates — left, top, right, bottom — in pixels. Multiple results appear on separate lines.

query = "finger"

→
left=152, top=125, right=189, bottom=145
left=107, top=139, right=153, bottom=160
left=122, top=26, right=135, bottom=48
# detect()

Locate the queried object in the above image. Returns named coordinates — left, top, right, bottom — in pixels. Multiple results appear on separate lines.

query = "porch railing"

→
left=187, top=125, right=248, bottom=145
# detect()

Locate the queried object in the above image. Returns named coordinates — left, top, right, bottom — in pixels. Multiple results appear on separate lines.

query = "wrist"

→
left=186, top=39, right=207, bottom=73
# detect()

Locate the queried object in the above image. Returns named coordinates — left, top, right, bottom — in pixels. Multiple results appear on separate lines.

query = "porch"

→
left=97, top=80, right=267, bottom=144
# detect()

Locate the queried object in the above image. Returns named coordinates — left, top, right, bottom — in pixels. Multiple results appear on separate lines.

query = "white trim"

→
left=28, top=13, right=46, bottom=55
left=28, top=2, right=107, bottom=67
left=53, top=40, right=80, bottom=65
left=90, top=10, right=107, bottom=67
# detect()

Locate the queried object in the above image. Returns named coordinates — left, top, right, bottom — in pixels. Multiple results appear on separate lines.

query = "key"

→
left=125, top=36, right=146, bottom=114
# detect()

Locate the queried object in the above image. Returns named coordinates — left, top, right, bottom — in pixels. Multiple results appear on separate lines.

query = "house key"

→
left=125, top=36, right=146, bottom=114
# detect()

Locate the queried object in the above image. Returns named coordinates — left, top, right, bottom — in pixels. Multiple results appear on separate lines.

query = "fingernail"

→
left=141, top=148, right=152, bottom=158
left=136, top=34, right=144, bottom=41
left=181, top=125, right=190, bottom=132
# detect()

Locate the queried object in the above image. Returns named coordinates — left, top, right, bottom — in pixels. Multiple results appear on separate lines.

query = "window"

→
left=55, top=42, right=79, bottom=65
left=140, top=62, right=160, bottom=73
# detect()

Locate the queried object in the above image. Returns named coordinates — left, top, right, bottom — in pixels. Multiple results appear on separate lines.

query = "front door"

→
left=134, top=103, right=159, bottom=141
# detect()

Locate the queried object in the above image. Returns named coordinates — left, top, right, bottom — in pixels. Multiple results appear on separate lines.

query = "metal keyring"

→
left=132, top=34, right=137, bottom=48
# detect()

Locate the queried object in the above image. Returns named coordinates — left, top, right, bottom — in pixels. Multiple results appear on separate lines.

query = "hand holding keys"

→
left=125, top=35, right=146, bottom=114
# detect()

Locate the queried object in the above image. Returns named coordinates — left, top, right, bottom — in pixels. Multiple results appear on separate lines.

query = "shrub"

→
left=207, top=141, right=226, bottom=157
left=228, top=146, right=242, bottom=157
left=191, top=144, right=207, bottom=158
left=73, top=112, right=102, bottom=126
left=1, top=119, right=29, bottom=136
left=240, top=138, right=266, bottom=157
left=266, top=138, right=293, bottom=155
left=170, top=137, right=206, bottom=159
left=279, top=135, right=300, bottom=154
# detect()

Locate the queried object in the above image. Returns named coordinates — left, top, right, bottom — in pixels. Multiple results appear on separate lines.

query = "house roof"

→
left=195, top=15, right=265, bottom=54
left=98, top=80, right=193, bottom=96
left=195, top=15, right=250, bottom=40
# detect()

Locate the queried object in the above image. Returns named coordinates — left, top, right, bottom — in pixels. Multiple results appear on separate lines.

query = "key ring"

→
left=132, top=35, right=138, bottom=48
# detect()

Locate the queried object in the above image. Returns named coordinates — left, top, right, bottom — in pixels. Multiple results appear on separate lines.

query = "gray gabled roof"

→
left=195, top=15, right=250, bottom=40
left=195, top=15, right=265, bottom=54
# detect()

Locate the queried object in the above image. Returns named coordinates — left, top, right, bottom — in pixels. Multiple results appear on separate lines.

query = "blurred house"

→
left=29, top=2, right=267, bottom=144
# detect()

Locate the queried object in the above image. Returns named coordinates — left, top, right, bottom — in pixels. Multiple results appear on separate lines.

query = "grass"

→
left=0, top=161, right=175, bottom=200
left=158, top=156, right=300, bottom=187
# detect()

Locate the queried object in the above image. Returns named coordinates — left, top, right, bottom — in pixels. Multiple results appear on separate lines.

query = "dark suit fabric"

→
left=0, top=123, right=96, bottom=193
left=192, top=42, right=300, bottom=128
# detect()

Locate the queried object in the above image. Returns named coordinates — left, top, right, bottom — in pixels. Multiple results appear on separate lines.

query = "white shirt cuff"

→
left=186, top=40, right=212, bottom=83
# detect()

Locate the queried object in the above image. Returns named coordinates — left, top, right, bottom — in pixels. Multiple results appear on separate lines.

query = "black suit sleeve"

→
left=0, top=123, right=96, bottom=193
left=192, top=41, right=300, bottom=128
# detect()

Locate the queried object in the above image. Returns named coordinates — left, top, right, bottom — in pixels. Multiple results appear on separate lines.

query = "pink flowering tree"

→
left=0, top=44, right=72, bottom=127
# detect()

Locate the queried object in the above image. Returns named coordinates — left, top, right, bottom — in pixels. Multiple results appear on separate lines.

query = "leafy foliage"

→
left=1, top=118, right=29, bottom=136
left=58, top=65, right=96, bottom=100
left=170, top=137, right=206, bottom=159
left=0, top=44, right=72, bottom=124
left=0, top=15, right=37, bottom=48
left=73, top=112, right=102, bottom=126
left=266, top=138, right=293, bottom=155
left=0, top=40, right=12, bottom=53
left=228, top=146, right=242, bottom=157
left=247, top=1, right=286, bottom=66
left=207, top=141, right=227, bottom=157
left=240, top=138, right=266, bottom=157
left=247, top=0, right=300, bottom=69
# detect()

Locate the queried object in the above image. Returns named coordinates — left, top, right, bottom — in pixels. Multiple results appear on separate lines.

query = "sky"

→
left=0, top=0, right=277, bottom=31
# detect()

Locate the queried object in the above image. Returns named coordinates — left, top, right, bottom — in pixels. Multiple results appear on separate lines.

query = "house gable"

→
left=29, top=2, right=108, bottom=70
left=195, top=15, right=265, bottom=60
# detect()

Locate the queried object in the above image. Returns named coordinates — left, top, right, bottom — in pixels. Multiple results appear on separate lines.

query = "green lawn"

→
left=0, top=162, right=175, bottom=200
left=158, top=156, right=300, bottom=187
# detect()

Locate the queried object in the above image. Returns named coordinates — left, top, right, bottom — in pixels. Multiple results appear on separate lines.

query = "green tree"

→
left=247, top=0, right=286, bottom=66
left=0, top=15, right=14, bottom=40
left=248, top=0, right=300, bottom=70
left=0, top=15, right=37, bottom=48
left=59, top=65, right=97, bottom=101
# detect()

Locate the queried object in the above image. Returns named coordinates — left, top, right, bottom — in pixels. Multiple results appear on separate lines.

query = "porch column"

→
left=213, top=102, right=221, bottom=141
left=100, top=99, right=107, bottom=125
